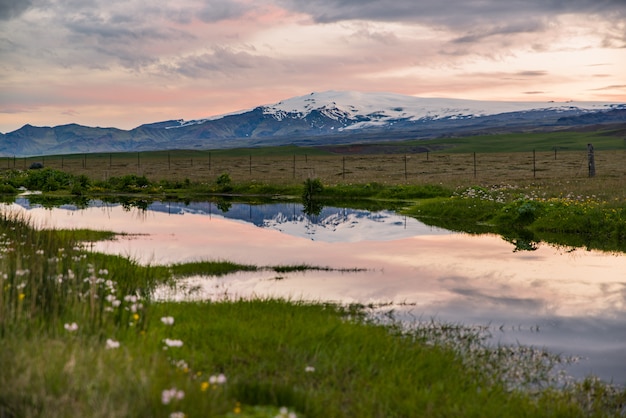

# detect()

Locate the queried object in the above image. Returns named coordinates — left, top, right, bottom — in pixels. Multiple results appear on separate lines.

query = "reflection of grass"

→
left=168, top=260, right=259, bottom=277
left=1, top=212, right=625, bottom=417
left=269, top=264, right=365, bottom=273
left=165, top=261, right=365, bottom=277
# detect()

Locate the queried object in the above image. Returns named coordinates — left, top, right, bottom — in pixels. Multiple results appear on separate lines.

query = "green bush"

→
left=106, top=174, right=151, bottom=193
left=0, top=183, right=16, bottom=194
left=216, top=173, right=233, bottom=193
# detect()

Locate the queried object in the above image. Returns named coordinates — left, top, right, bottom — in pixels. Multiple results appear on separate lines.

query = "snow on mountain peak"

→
left=168, top=90, right=623, bottom=130
left=258, top=90, right=622, bottom=129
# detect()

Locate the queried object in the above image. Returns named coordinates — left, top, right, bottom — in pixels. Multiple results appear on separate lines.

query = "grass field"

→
left=8, top=142, right=626, bottom=192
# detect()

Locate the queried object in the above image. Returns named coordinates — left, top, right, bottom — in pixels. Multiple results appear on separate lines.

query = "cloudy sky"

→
left=1, top=0, right=625, bottom=133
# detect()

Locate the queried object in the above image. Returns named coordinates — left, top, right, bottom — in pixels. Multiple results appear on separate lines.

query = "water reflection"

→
left=3, top=199, right=626, bottom=385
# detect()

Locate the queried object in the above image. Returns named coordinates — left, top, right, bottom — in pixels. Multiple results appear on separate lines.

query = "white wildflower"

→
left=163, top=338, right=183, bottom=348
left=64, top=322, right=78, bottom=332
left=105, top=339, right=120, bottom=349
left=209, top=374, right=227, bottom=385
left=161, top=388, right=185, bottom=405
left=161, top=316, right=175, bottom=325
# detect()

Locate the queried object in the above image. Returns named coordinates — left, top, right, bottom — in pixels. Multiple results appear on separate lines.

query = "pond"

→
left=5, top=198, right=626, bottom=386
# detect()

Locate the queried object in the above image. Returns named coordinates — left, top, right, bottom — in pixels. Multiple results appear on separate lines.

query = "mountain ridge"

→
left=2, top=91, right=625, bottom=157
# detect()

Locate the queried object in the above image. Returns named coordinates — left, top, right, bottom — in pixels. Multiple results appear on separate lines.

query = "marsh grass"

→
left=2, top=170, right=626, bottom=416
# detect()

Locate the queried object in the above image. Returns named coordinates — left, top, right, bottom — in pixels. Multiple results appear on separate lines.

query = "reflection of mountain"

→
left=15, top=198, right=450, bottom=242
left=146, top=201, right=451, bottom=242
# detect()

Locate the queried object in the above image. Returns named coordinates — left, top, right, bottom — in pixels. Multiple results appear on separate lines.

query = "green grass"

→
left=2, top=210, right=626, bottom=416
left=401, top=129, right=626, bottom=153
left=405, top=186, right=626, bottom=252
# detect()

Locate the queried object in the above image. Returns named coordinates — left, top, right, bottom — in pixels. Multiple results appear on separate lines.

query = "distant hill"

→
left=2, top=91, right=625, bottom=157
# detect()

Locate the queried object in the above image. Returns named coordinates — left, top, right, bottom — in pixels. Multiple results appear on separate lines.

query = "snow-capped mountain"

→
left=2, top=91, right=625, bottom=157
left=166, top=90, right=623, bottom=131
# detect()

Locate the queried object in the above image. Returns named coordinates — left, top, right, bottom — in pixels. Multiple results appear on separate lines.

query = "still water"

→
left=6, top=199, right=626, bottom=385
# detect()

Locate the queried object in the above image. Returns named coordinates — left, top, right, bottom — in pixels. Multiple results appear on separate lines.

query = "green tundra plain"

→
left=1, top=129, right=626, bottom=417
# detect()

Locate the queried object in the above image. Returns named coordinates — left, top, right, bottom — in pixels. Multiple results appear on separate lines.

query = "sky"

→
left=1, top=0, right=625, bottom=133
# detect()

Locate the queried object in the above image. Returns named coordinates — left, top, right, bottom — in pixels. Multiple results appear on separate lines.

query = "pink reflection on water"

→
left=8, top=202, right=625, bottom=318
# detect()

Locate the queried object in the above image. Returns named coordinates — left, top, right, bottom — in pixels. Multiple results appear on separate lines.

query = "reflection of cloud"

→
left=449, top=287, right=544, bottom=310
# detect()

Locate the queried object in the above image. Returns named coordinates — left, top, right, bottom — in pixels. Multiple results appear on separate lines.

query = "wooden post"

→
left=404, top=155, right=407, bottom=181
left=533, top=149, right=536, bottom=178
left=587, top=143, right=595, bottom=177
left=473, top=152, right=477, bottom=178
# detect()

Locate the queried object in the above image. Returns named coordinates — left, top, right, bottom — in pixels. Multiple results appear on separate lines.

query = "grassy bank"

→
left=2, top=211, right=626, bottom=417
left=404, top=184, right=626, bottom=252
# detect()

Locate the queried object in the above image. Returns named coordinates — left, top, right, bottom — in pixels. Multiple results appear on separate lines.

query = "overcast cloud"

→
left=1, top=0, right=624, bottom=132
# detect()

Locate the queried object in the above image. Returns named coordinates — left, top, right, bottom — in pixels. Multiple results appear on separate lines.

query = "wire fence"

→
left=5, top=149, right=625, bottom=186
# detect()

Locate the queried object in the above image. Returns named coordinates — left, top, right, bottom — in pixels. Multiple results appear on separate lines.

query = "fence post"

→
left=533, top=149, right=536, bottom=178
left=473, top=152, right=476, bottom=178
left=404, top=154, right=407, bottom=181
left=587, top=143, right=595, bottom=177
